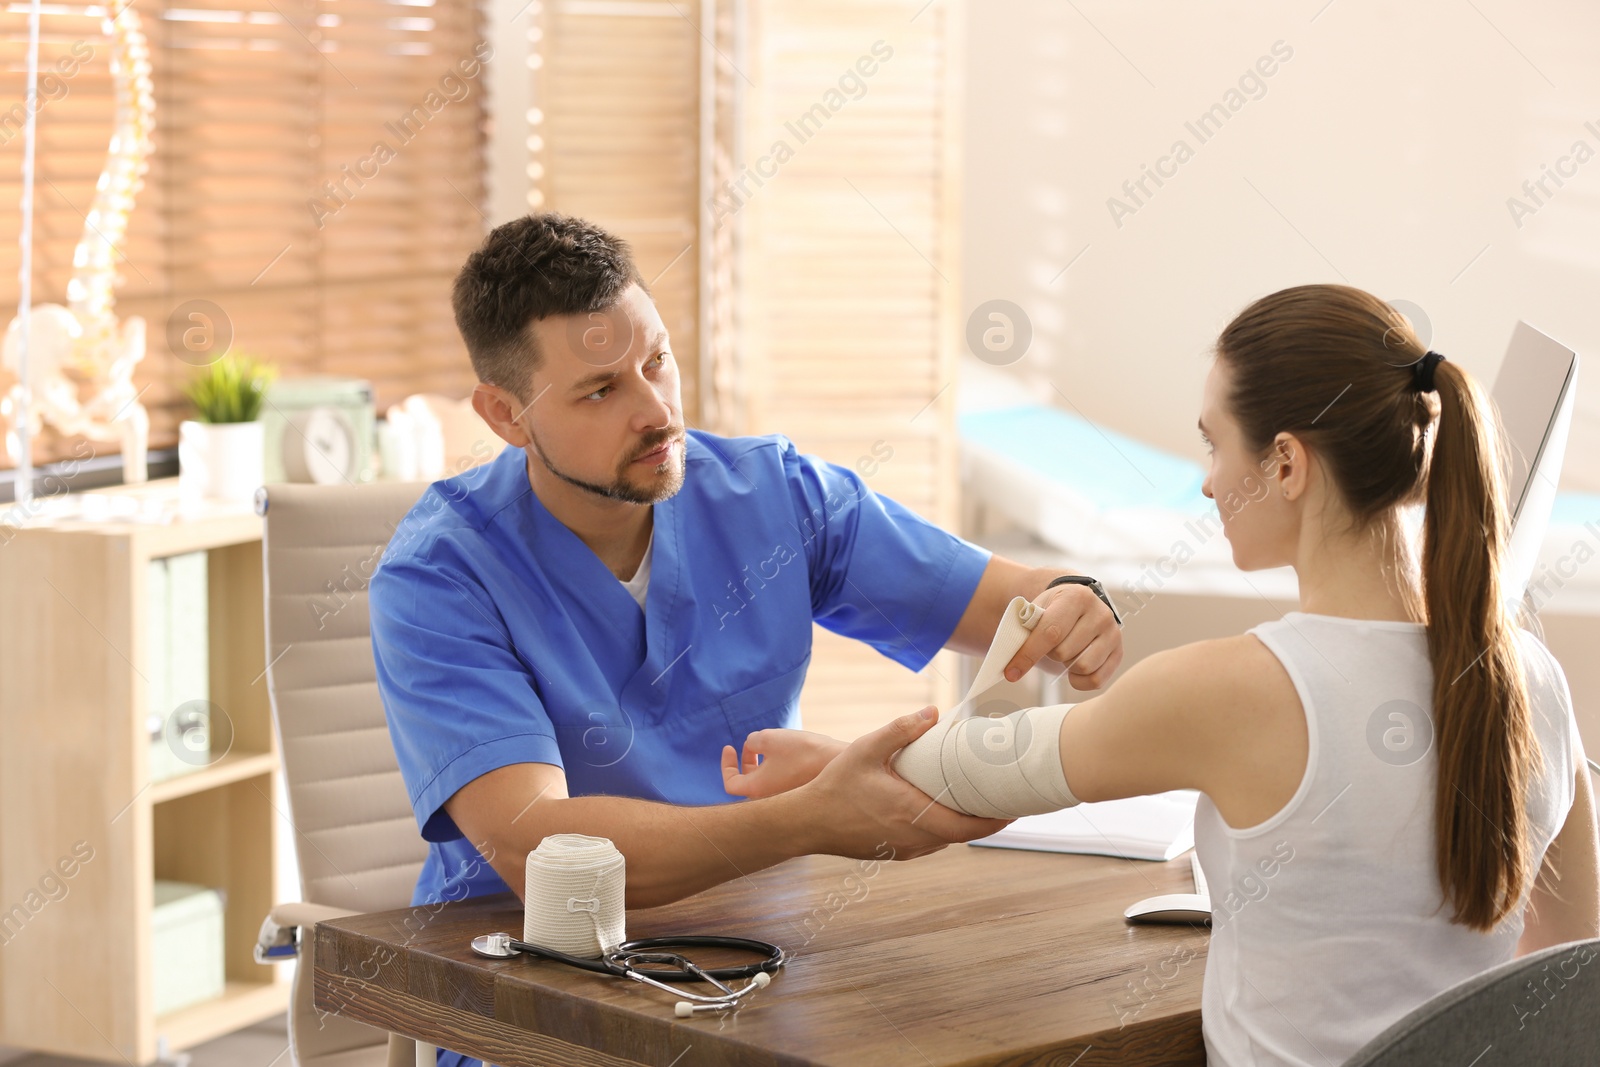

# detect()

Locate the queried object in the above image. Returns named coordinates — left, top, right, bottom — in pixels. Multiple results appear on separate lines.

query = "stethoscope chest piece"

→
left=471, top=932, right=519, bottom=959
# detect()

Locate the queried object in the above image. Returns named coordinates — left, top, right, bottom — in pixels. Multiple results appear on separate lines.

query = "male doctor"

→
left=371, top=213, right=1123, bottom=948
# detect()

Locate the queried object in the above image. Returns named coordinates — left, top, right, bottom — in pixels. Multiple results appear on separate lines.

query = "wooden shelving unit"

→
left=0, top=479, right=285, bottom=1063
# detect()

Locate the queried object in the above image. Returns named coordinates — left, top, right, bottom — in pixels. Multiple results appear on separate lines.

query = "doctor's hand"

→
left=722, top=729, right=847, bottom=800
left=789, top=706, right=1013, bottom=861
left=1005, top=581, right=1124, bottom=692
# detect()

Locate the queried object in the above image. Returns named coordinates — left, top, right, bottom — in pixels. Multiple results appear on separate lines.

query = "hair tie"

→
left=1412, top=350, right=1446, bottom=393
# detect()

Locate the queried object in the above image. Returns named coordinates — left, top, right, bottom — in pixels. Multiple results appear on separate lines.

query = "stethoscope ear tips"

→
left=673, top=970, right=773, bottom=1017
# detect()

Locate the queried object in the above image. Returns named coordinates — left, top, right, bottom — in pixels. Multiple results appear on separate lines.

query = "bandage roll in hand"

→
left=891, top=703, right=1080, bottom=819
left=950, top=595, right=1042, bottom=720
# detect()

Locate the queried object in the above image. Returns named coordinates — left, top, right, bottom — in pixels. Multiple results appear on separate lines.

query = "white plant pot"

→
left=179, top=420, right=264, bottom=504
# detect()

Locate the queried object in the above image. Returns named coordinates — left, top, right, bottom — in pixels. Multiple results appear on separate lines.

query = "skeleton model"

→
left=1, top=2, right=155, bottom=483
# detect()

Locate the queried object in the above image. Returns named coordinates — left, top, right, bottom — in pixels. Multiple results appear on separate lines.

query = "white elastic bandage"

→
left=524, top=834, right=626, bottom=958
left=892, top=596, right=1081, bottom=818
left=892, top=703, right=1080, bottom=818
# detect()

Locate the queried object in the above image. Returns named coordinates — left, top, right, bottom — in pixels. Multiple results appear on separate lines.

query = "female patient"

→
left=721, top=284, right=1600, bottom=1066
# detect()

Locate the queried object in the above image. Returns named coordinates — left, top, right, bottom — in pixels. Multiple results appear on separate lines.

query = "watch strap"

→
left=1045, top=574, right=1122, bottom=626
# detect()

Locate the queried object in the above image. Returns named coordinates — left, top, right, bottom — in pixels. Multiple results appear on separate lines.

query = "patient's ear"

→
left=1272, top=432, right=1309, bottom=501
left=472, top=382, right=532, bottom=447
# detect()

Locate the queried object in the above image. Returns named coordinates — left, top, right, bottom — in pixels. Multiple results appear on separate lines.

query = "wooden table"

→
left=314, top=844, right=1208, bottom=1066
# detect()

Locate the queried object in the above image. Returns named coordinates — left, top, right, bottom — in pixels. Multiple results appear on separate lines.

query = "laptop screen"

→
left=1489, top=321, right=1579, bottom=602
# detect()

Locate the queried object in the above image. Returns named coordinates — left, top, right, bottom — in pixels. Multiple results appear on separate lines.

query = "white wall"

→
left=961, top=0, right=1600, bottom=490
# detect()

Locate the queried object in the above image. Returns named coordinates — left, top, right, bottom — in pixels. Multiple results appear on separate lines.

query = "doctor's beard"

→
left=527, top=423, right=686, bottom=505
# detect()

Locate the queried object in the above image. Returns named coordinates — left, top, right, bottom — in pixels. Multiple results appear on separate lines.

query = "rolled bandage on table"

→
left=524, top=833, right=627, bottom=958
left=892, top=595, right=1081, bottom=818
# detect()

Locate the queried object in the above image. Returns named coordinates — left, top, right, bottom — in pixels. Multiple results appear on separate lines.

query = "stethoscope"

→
left=470, top=931, right=786, bottom=1017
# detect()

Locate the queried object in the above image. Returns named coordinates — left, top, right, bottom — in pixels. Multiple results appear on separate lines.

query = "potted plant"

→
left=178, top=355, right=275, bottom=503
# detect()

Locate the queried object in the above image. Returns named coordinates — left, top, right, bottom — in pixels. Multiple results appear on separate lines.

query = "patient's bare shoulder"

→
left=1191, top=632, right=1297, bottom=715
left=1165, top=632, right=1307, bottom=826
left=1117, top=633, right=1295, bottom=719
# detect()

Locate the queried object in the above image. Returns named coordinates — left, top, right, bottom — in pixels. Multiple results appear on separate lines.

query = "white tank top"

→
left=1195, top=612, right=1578, bottom=1067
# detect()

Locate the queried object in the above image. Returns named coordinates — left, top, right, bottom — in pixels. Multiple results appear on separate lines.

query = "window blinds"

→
left=0, top=0, right=487, bottom=468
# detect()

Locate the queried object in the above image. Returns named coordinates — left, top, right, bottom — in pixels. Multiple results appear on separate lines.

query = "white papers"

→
left=969, top=789, right=1199, bottom=862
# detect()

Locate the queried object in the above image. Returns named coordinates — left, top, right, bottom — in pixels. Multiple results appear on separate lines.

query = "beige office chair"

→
left=254, top=481, right=434, bottom=1067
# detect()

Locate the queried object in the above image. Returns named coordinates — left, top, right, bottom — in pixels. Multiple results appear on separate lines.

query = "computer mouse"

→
left=1123, top=892, right=1212, bottom=925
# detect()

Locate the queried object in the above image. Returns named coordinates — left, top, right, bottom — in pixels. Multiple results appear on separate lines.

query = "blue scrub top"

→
left=370, top=430, right=992, bottom=908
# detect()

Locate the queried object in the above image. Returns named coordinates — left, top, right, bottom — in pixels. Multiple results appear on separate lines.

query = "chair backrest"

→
left=259, top=481, right=431, bottom=913
left=1344, top=936, right=1600, bottom=1066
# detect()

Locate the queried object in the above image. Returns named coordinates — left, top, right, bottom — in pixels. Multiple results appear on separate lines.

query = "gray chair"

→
left=253, top=481, right=433, bottom=1067
left=1343, top=935, right=1600, bottom=1065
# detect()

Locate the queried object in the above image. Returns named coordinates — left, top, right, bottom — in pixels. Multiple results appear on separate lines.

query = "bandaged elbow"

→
left=890, top=704, right=1080, bottom=819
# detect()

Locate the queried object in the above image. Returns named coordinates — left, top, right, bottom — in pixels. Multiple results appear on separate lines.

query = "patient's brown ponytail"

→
left=1420, top=358, right=1536, bottom=930
left=1218, top=284, right=1536, bottom=931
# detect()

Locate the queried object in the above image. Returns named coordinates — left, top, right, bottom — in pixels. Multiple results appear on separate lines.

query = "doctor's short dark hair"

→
left=452, top=212, right=646, bottom=398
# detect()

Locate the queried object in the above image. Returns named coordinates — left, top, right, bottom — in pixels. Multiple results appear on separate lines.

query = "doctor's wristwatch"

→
left=1045, top=574, right=1123, bottom=627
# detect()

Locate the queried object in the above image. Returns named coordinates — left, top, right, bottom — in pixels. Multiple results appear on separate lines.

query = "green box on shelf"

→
left=151, top=881, right=225, bottom=1017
